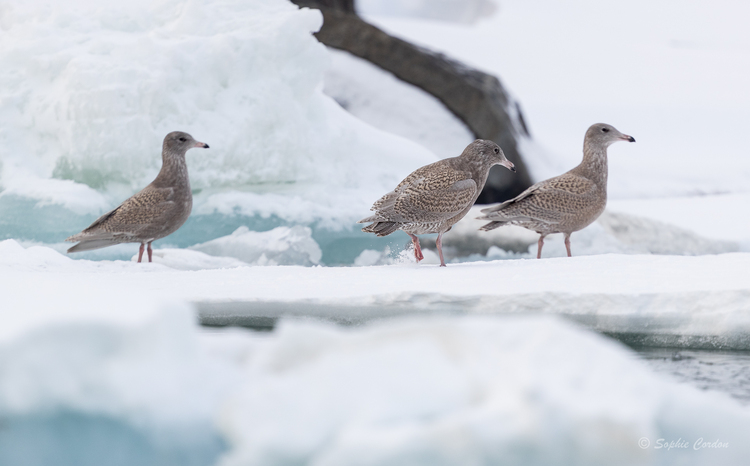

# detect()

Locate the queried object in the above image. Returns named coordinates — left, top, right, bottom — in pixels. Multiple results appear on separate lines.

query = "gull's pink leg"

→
left=537, top=235, right=546, bottom=259
left=564, top=234, right=572, bottom=257
left=147, top=241, right=153, bottom=262
left=137, top=243, right=145, bottom=263
left=407, top=233, right=424, bottom=262
left=436, top=232, right=446, bottom=267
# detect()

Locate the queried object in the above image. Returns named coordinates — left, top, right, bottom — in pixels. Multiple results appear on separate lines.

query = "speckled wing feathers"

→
left=360, top=165, right=477, bottom=228
left=479, top=173, right=602, bottom=233
left=67, top=186, right=180, bottom=243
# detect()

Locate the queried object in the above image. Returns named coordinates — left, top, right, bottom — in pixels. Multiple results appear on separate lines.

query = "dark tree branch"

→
left=292, top=0, right=532, bottom=202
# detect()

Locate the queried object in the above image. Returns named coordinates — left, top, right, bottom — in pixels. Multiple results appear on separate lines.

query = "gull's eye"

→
left=178, top=137, right=187, bottom=142
left=602, top=128, right=610, bottom=133
left=493, top=147, right=499, bottom=154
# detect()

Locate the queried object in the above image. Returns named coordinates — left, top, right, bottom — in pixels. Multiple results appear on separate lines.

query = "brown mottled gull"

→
left=66, top=131, right=209, bottom=262
left=478, top=123, right=634, bottom=258
left=359, top=140, right=516, bottom=267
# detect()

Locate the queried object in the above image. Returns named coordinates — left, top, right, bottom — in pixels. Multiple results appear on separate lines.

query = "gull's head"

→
left=465, top=139, right=515, bottom=172
left=164, top=131, right=210, bottom=154
left=586, top=123, right=635, bottom=148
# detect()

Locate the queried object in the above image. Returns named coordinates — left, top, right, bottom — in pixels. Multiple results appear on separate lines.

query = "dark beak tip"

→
left=629, top=137, right=635, bottom=143
left=203, top=143, right=210, bottom=149
left=511, top=167, right=517, bottom=173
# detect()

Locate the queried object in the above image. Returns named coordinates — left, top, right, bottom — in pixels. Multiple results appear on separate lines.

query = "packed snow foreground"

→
left=2, top=239, right=750, bottom=465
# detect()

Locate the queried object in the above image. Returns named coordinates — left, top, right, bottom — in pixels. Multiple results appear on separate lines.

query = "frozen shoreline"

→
left=3, top=238, right=750, bottom=465
left=3, top=240, right=749, bottom=349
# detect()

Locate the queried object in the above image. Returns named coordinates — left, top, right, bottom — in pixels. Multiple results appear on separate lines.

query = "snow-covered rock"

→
left=190, top=225, right=323, bottom=266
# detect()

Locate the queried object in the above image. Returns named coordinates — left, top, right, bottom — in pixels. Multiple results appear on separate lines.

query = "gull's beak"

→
left=500, top=159, right=516, bottom=172
left=195, top=141, right=210, bottom=148
left=620, top=134, right=635, bottom=143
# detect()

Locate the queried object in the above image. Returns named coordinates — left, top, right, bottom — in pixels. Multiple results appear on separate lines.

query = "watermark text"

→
left=638, top=437, right=729, bottom=451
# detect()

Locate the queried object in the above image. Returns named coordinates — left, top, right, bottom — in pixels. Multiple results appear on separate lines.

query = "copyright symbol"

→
left=638, top=437, right=650, bottom=449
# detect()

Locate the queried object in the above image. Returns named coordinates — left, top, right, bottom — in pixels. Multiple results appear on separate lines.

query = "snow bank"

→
left=190, top=225, right=322, bottom=266
left=3, top=239, right=748, bottom=348
left=0, top=0, right=436, bottom=250
left=609, top=193, right=750, bottom=247
left=0, top=243, right=233, bottom=464
left=2, top=239, right=750, bottom=463
left=217, top=317, right=750, bottom=466
left=413, top=206, right=738, bottom=262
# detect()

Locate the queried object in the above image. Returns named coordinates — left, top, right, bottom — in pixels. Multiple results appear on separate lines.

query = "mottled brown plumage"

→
left=66, top=131, right=209, bottom=262
left=478, top=123, right=635, bottom=258
left=359, top=139, right=516, bottom=266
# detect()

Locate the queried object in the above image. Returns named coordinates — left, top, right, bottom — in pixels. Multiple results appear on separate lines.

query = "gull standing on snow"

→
left=359, top=140, right=516, bottom=267
left=66, top=131, right=209, bottom=262
left=478, top=123, right=635, bottom=258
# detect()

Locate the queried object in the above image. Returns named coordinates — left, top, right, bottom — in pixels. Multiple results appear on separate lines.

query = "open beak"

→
left=620, top=134, right=635, bottom=143
left=194, top=141, right=210, bottom=148
left=500, top=159, right=516, bottom=172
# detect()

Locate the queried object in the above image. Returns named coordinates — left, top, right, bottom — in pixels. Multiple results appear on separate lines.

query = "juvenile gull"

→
left=66, top=131, right=209, bottom=262
left=478, top=123, right=635, bottom=258
left=359, top=140, right=516, bottom=267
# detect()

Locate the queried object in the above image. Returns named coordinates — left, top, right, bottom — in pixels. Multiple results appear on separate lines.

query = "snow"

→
left=217, top=317, right=750, bottom=465
left=2, top=0, right=750, bottom=462
left=439, top=206, right=739, bottom=262
left=363, top=1, right=750, bottom=199
left=2, top=234, right=750, bottom=463
left=2, top=253, right=750, bottom=465
left=132, top=248, right=250, bottom=270
left=0, top=0, right=437, bottom=255
left=2, top=239, right=750, bottom=350
left=323, top=48, right=474, bottom=160
left=609, top=193, right=750, bottom=247
left=2, top=0, right=748, bottom=264
left=189, top=225, right=323, bottom=266
left=357, top=0, right=497, bottom=25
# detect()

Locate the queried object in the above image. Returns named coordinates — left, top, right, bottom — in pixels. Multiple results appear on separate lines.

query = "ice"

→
left=4, top=0, right=747, bottom=265
left=190, top=225, right=323, bottom=266
left=0, top=0, right=436, bottom=256
left=217, top=317, right=750, bottom=465
left=609, top=193, right=750, bottom=246
left=3, top=0, right=750, bottom=462
left=357, top=0, right=497, bottom=24
left=2, top=239, right=750, bottom=463
left=352, top=246, right=441, bottom=267
left=0, top=300, right=231, bottom=464
left=353, top=248, right=391, bottom=267
left=323, top=48, right=474, bottom=160
left=428, top=206, right=738, bottom=262
left=3, top=239, right=748, bottom=348
left=131, top=248, right=250, bottom=270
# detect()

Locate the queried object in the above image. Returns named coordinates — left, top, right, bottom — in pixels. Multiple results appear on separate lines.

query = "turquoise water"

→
left=0, top=411, right=226, bottom=466
left=0, top=194, right=406, bottom=265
